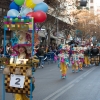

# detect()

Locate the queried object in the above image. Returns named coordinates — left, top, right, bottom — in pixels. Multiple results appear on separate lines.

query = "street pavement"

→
left=0, top=62, right=100, bottom=100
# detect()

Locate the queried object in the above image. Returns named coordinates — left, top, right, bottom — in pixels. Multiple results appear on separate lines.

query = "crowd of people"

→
left=0, top=42, right=100, bottom=75
left=57, top=43, right=100, bottom=78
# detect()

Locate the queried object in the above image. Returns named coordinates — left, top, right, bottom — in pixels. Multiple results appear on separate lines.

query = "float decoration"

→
left=3, top=16, right=36, bottom=99
left=2, top=0, right=48, bottom=100
left=7, top=0, right=48, bottom=23
left=4, top=16, right=33, bottom=31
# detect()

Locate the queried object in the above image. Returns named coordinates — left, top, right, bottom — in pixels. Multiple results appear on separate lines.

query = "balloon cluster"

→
left=8, top=0, right=48, bottom=23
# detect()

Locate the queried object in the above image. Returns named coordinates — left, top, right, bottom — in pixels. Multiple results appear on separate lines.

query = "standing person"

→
left=90, top=45, right=99, bottom=65
left=84, top=46, right=90, bottom=67
left=0, top=46, right=4, bottom=70
left=36, top=45, right=45, bottom=68
left=79, top=50, right=84, bottom=70
left=71, top=50, right=79, bottom=73
left=6, top=43, right=12, bottom=53
left=0, top=46, right=4, bottom=56
left=6, top=43, right=12, bottom=58
left=10, top=46, right=35, bottom=100
left=58, top=49, right=69, bottom=79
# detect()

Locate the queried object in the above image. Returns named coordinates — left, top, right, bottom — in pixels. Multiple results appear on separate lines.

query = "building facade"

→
left=88, top=0, right=100, bottom=15
left=0, top=0, right=12, bottom=45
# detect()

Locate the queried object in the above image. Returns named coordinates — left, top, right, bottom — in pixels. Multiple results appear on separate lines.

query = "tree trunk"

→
left=47, top=29, right=50, bottom=46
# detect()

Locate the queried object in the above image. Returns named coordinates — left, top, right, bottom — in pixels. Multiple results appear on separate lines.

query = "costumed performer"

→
left=10, top=45, right=36, bottom=100
left=71, top=47, right=79, bottom=73
left=78, top=49, right=84, bottom=70
left=58, top=48, right=69, bottom=79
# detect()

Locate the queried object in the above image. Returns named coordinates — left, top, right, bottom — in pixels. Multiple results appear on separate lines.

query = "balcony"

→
left=44, top=0, right=60, bottom=8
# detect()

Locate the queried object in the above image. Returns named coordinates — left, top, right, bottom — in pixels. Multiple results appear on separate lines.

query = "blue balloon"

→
left=9, top=2, right=20, bottom=11
left=34, top=2, right=48, bottom=13
left=20, top=7, right=32, bottom=16
left=7, top=9, right=19, bottom=16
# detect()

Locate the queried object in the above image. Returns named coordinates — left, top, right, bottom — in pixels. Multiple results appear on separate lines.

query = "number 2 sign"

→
left=10, top=74, right=25, bottom=88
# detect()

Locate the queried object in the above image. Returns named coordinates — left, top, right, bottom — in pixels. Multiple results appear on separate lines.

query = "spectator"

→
left=36, top=45, right=45, bottom=68
left=0, top=46, right=4, bottom=56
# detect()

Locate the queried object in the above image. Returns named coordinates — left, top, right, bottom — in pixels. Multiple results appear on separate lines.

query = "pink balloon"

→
left=26, top=11, right=47, bottom=23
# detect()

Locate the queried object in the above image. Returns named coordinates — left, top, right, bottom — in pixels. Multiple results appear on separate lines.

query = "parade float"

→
left=1, top=0, right=48, bottom=100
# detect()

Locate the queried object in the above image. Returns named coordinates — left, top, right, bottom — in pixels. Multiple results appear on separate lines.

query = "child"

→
left=58, top=49, right=69, bottom=79
left=79, top=50, right=84, bottom=70
left=71, top=50, right=79, bottom=73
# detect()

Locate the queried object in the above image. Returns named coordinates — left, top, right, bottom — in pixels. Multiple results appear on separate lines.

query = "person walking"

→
left=36, top=45, right=45, bottom=68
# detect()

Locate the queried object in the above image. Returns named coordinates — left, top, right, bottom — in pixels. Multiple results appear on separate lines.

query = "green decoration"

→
left=4, top=18, right=7, bottom=22
left=4, top=25, right=7, bottom=28
left=14, top=0, right=25, bottom=6
left=24, top=19, right=27, bottom=23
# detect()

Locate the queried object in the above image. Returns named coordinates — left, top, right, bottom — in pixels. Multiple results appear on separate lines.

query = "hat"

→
left=59, top=48, right=66, bottom=52
left=13, top=44, right=32, bottom=54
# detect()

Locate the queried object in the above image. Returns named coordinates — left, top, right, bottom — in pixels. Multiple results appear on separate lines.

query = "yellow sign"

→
left=9, top=24, right=29, bottom=30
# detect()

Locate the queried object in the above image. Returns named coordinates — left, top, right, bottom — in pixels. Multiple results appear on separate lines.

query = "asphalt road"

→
left=0, top=63, right=100, bottom=100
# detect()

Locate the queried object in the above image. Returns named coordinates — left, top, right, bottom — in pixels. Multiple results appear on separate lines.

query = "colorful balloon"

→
left=9, top=2, right=20, bottom=11
left=14, top=18, right=19, bottom=22
left=26, top=0, right=36, bottom=9
left=34, top=2, right=48, bottom=13
left=20, top=7, right=32, bottom=16
left=26, top=11, right=47, bottom=23
left=26, top=12, right=34, bottom=17
left=7, top=9, right=19, bottom=16
left=14, top=0, right=25, bottom=6
left=33, top=0, right=44, bottom=4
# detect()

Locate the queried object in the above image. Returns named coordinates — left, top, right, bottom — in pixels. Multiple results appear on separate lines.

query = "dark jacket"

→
left=90, top=47, right=99, bottom=56
left=84, top=49, right=90, bottom=56
left=37, top=48, right=44, bottom=56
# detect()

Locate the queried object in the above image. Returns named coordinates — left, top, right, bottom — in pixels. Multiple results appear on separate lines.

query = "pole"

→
left=56, top=3, right=59, bottom=45
left=32, top=18, right=34, bottom=56
left=4, top=30, right=6, bottom=55
left=30, top=17, right=34, bottom=100
left=2, top=29, right=6, bottom=100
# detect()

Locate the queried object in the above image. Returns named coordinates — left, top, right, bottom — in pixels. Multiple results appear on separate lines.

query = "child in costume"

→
left=58, top=48, right=69, bottom=79
left=71, top=48, right=79, bottom=73
left=78, top=49, right=84, bottom=70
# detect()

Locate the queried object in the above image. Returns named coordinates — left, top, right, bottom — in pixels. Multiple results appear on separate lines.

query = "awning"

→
left=38, top=31, right=46, bottom=37
left=50, top=34, right=57, bottom=39
left=38, top=31, right=64, bottom=40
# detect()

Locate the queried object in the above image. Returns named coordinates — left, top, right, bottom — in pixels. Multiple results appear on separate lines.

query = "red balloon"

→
left=26, top=12, right=34, bottom=17
left=26, top=11, right=47, bottom=23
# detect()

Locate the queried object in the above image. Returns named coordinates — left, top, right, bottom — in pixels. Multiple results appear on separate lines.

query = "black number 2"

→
left=15, top=78, right=20, bottom=85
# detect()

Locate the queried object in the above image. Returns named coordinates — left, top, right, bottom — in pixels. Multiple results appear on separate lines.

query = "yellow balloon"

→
left=26, top=0, right=36, bottom=9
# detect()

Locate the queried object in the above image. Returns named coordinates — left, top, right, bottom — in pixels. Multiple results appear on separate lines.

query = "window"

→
left=90, top=6, right=94, bottom=9
left=90, top=0, right=93, bottom=3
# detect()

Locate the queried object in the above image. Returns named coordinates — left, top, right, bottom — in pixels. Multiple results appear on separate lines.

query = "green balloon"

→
left=14, top=18, right=19, bottom=22
left=14, top=0, right=25, bottom=6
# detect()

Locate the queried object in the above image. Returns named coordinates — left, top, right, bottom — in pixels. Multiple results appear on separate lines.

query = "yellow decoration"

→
left=26, top=0, right=36, bottom=9
left=7, top=25, right=9, bottom=27
left=18, top=25, right=20, bottom=27
left=11, top=24, right=15, bottom=27
left=29, top=25, right=32, bottom=28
